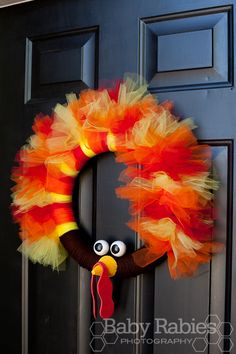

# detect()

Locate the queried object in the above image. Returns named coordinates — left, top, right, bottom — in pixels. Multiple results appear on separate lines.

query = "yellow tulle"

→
left=182, top=173, right=219, bottom=200
left=12, top=187, right=71, bottom=212
left=81, top=90, right=113, bottom=132
left=123, top=171, right=217, bottom=204
left=129, top=112, right=195, bottom=148
left=138, top=218, right=204, bottom=261
left=18, top=237, right=68, bottom=270
left=118, top=76, right=148, bottom=105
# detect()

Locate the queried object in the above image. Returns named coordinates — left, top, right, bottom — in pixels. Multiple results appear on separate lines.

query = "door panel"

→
left=0, top=0, right=235, bottom=354
left=139, top=5, right=233, bottom=92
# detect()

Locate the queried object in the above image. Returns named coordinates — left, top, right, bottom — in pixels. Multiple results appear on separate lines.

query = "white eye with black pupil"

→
left=110, top=241, right=127, bottom=257
left=93, top=240, right=109, bottom=256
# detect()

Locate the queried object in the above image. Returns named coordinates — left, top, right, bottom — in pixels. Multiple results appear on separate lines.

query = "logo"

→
left=89, top=321, right=118, bottom=352
left=89, top=315, right=233, bottom=352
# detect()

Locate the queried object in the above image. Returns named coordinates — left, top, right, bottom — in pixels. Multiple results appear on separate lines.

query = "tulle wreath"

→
left=11, top=77, right=221, bottom=279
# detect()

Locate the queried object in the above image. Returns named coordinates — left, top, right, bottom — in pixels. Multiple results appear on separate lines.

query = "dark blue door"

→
left=0, top=1, right=235, bottom=354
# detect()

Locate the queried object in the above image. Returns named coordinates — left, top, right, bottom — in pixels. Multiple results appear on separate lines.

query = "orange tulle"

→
left=130, top=218, right=222, bottom=279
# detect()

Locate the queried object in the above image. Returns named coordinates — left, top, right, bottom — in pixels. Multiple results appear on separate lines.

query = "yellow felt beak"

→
left=91, top=255, right=117, bottom=277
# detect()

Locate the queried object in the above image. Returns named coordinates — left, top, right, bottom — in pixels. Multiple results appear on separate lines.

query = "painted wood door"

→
left=0, top=0, right=235, bottom=353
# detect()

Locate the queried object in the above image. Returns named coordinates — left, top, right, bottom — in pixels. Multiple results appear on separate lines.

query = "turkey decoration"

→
left=11, top=76, right=222, bottom=319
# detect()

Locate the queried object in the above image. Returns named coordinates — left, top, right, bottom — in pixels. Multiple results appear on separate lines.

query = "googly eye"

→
left=93, top=240, right=109, bottom=256
left=110, top=241, right=127, bottom=257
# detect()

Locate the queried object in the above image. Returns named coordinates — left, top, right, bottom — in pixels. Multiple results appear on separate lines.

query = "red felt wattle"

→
left=90, top=262, right=114, bottom=319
